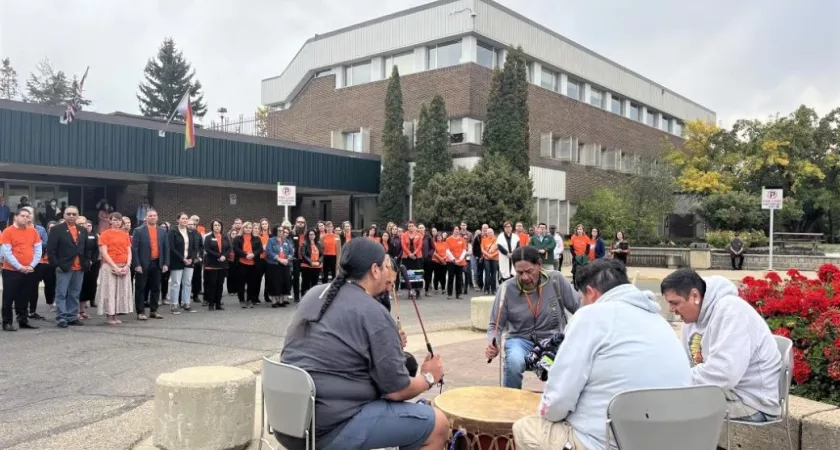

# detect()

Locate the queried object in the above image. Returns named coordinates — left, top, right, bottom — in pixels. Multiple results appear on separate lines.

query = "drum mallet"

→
left=400, top=265, right=444, bottom=388
left=488, top=288, right=508, bottom=387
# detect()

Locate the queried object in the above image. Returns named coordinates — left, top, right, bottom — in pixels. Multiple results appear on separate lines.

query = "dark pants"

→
left=731, top=255, right=744, bottom=270
left=423, top=260, right=434, bottom=292
left=475, top=257, right=485, bottom=290
left=42, top=263, right=56, bottom=305
left=81, top=261, right=101, bottom=304
left=2, top=270, right=34, bottom=325
left=433, top=262, right=447, bottom=291
left=463, top=261, right=472, bottom=293
left=554, top=254, right=564, bottom=272
left=204, top=268, right=227, bottom=308
left=192, top=261, right=203, bottom=300
left=30, top=262, right=47, bottom=314
left=484, top=259, right=499, bottom=293
left=403, top=257, right=422, bottom=293
left=135, top=259, right=162, bottom=313
left=446, top=263, right=463, bottom=298
left=238, top=263, right=259, bottom=303
left=301, top=267, right=320, bottom=296
left=227, top=260, right=241, bottom=295
left=322, top=255, right=337, bottom=283
left=292, top=259, right=302, bottom=301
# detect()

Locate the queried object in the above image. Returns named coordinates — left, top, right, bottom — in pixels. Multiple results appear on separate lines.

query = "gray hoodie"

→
left=682, top=276, right=782, bottom=416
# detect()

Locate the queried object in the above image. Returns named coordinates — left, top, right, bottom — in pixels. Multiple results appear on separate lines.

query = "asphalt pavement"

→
left=0, top=279, right=662, bottom=449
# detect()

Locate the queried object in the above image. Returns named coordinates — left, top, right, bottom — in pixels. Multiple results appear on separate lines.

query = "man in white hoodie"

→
left=513, top=259, right=691, bottom=450
left=661, top=268, right=782, bottom=422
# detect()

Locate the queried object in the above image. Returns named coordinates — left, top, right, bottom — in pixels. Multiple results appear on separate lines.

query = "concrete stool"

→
left=471, top=296, right=495, bottom=331
left=154, top=366, right=256, bottom=450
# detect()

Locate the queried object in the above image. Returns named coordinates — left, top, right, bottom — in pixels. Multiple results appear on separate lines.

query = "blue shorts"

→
left=321, top=400, right=436, bottom=450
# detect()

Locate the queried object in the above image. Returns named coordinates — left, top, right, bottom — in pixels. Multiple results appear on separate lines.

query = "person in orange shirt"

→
left=515, top=222, right=531, bottom=252
left=189, top=215, right=205, bottom=306
left=233, top=222, right=263, bottom=308
left=98, top=212, right=133, bottom=325
left=445, top=227, right=468, bottom=299
left=481, top=228, right=500, bottom=295
left=130, top=209, right=170, bottom=321
left=256, top=218, right=271, bottom=305
left=321, top=221, right=340, bottom=283
left=401, top=220, right=424, bottom=297
left=430, top=233, right=448, bottom=295
left=569, top=224, right=592, bottom=289
left=1, top=208, right=42, bottom=331
left=299, top=228, right=323, bottom=296
left=47, top=205, right=91, bottom=328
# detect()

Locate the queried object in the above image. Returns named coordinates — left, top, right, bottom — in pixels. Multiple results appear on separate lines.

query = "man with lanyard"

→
left=485, top=246, right=580, bottom=389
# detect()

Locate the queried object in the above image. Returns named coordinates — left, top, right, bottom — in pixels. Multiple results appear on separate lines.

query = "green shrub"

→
left=704, top=229, right=767, bottom=249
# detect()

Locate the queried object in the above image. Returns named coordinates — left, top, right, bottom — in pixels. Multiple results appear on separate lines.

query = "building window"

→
left=646, top=110, right=656, bottom=127
left=611, top=96, right=623, bottom=115
left=548, top=199, right=559, bottom=230
left=673, top=120, right=684, bottom=137
left=540, top=67, right=557, bottom=91
left=567, top=79, right=582, bottom=101
left=630, top=103, right=640, bottom=121
left=477, top=41, right=501, bottom=69
left=345, top=61, right=371, bottom=86
left=660, top=116, right=671, bottom=132
left=590, top=88, right=604, bottom=108
left=343, top=131, right=362, bottom=152
left=553, top=137, right=574, bottom=161
left=538, top=198, right=549, bottom=224
left=428, top=40, right=461, bottom=69
left=449, top=119, right=464, bottom=143
left=384, top=51, right=415, bottom=77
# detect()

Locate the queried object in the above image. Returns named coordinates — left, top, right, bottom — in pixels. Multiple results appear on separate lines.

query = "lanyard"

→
left=524, top=286, right=543, bottom=321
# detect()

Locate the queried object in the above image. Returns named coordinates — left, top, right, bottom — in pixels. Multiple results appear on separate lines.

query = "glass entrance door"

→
left=33, top=185, right=59, bottom=227
left=7, top=184, right=30, bottom=211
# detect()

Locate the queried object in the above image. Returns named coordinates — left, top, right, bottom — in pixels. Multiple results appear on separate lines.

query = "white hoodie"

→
left=539, top=283, right=691, bottom=450
left=682, top=276, right=781, bottom=416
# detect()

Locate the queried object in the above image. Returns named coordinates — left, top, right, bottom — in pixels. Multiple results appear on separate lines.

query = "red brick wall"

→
left=267, top=62, right=684, bottom=201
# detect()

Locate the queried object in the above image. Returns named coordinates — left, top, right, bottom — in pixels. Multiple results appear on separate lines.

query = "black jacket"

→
left=84, top=232, right=100, bottom=269
left=203, top=233, right=232, bottom=269
left=168, top=227, right=201, bottom=271
left=47, top=222, right=90, bottom=272
left=233, top=235, right=264, bottom=262
left=299, top=240, right=323, bottom=266
left=131, top=224, right=171, bottom=270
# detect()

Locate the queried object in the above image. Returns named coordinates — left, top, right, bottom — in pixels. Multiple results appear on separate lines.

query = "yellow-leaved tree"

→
left=665, top=120, right=739, bottom=194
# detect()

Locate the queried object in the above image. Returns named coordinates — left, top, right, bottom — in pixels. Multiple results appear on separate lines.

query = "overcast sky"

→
left=1, top=0, right=838, bottom=127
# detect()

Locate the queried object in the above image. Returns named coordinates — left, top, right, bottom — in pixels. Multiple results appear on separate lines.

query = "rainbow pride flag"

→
left=176, top=94, right=196, bottom=149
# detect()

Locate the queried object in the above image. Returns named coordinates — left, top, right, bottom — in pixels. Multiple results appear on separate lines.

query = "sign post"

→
left=276, top=183, right=297, bottom=222
left=761, top=187, right=784, bottom=270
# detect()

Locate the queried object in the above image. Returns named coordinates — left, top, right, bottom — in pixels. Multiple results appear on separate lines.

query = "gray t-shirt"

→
left=280, top=282, right=410, bottom=439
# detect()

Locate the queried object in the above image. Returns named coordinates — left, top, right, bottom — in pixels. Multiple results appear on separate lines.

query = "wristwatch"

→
left=422, top=372, right=435, bottom=389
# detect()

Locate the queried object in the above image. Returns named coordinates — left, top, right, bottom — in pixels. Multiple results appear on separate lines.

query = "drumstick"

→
left=488, top=286, right=508, bottom=364
left=391, top=285, right=403, bottom=330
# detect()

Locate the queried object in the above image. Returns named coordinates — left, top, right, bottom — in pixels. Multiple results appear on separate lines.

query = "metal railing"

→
left=208, top=113, right=277, bottom=139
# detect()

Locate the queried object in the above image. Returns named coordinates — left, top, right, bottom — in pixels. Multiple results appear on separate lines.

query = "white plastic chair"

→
left=259, top=356, right=316, bottom=450
left=606, top=385, right=728, bottom=450
left=729, top=335, right=793, bottom=450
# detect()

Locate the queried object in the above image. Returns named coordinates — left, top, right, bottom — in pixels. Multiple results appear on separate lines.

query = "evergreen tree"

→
left=378, top=66, right=411, bottom=223
left=137, top=37, right=207, bottom=119
left=482, top=46, right=530, bottom=174
left=25, top=58, right=71, bottom=107
left=412, top=95, right=452, bottom=192
left=68, top=75, right=92, bottom=109
left=0, top=58, right=20, bottom=100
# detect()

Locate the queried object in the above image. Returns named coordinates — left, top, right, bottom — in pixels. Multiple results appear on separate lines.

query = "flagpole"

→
left=158, top=91, right=189, bottom=137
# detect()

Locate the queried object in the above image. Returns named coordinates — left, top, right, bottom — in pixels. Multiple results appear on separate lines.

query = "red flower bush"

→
left=741, top=264, right=840, bottom=404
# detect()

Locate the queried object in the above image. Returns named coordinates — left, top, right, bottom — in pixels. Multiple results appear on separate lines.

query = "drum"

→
left=434, top=386, right=540, bottom=450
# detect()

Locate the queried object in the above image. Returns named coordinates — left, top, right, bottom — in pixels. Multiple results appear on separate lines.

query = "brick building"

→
left=261, top=0, right=715, bottom=233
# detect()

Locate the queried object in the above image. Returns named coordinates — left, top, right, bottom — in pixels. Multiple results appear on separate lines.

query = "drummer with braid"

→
left=281, top=238, right=448, bottom=450
left=485, top=245, right=581, bottom=389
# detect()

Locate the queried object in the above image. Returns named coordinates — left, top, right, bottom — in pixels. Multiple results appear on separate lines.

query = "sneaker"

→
left=49, top=305, right=56, bottom=313
left=171, top=307, right=181, bottom=315
left=29, top=313, right=46, bottom=320
left=137, top=314, right=148, bottom=321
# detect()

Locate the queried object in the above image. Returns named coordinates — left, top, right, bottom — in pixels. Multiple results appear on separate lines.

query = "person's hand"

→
left=162, top=265, right=169, bottom=273
left=135, top=266, right=143, bottom=274
left=485, top=341, right=499, bottom=360
left=218, top=255, right=226, bottom=262
left=246, top=253, right=254, bottom=260
left=399, top=329, right=407, bottom=349
left=21, top=266, right=33, bottom=273
left=539, top=249, right=545, bottom=254
left=421, top=353, right=444, bottom=384
left=184, top=258, right=192, bottom=265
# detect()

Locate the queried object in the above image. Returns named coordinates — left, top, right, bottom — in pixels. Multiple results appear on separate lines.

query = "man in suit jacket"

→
left=131, top=209, right=170, bottom=320
left=46, top=205, right=89, bottom=328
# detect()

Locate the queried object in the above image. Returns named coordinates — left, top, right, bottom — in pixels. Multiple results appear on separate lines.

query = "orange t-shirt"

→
left=446, top=236, right=468, bottom=266
left=100, top=229, right=131, bottom=265
left=481, top=236, right=499, bottom=261
left=148, top=226, right=159, bottom=260
left=433, top=241, right=447, bottom=264
left=68, top=225, right=82, bottom=271
left=570, top=235, right=590, bottom=258
left=197, top=225, right=207, bottom=235
left=240, top=236, right=255, bottom=266
left=322, top=233, right=338, bottom=256
left=517, top=232, right=530, bottom=247
left=302, top=243, right=321, bottom=268
left=259, top=233, right=269, bottom=258
left=0, top=226, right=42, bottom=271
left=214, top=233, right=223, bottom=253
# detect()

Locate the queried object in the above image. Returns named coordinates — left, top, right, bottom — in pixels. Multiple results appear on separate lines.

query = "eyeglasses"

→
left=65, top=212, right=78, bottom=216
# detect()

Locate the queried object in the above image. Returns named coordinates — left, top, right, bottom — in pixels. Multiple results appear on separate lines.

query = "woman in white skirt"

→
left=98, top=212, right=134, bottom=325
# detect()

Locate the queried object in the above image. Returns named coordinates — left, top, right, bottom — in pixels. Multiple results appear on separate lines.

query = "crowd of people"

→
left=278, top=237, right=781, bottom=450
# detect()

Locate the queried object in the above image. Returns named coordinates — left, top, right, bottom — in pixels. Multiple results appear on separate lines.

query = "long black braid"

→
left=313, top=273, right=347, bottom=323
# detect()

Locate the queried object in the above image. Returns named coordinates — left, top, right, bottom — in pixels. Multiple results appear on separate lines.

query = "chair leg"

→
left=784, top=416, right=793, bottom=450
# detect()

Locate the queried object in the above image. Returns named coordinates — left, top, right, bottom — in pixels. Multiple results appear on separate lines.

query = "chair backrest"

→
left=607, top=385, right=727, bottom=450
left=262, top=357, right=316, bottom=439
left=774, top=335, right=793, bottom=405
